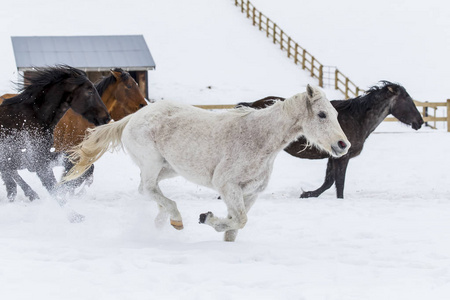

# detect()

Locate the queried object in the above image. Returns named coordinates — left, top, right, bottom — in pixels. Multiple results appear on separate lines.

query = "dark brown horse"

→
left=0, top=65, right=110, bottom=202
left=237, top=81, right=424, bottom=198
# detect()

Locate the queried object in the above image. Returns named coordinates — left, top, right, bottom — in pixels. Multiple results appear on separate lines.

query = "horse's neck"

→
left=247, top=99, right=306, bottom=150
left=100, top=83, right=118, bottom=110
left=360, top=95, right=392, bottom=137
left=33, top=91, right=70, bottom=131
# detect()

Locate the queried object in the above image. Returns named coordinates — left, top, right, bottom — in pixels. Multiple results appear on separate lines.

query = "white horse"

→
left=64, top=85, right=350, bottom=241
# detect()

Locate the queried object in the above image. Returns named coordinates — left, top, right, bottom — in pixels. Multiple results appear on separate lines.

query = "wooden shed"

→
left=11, top=35, right=156, bottom=98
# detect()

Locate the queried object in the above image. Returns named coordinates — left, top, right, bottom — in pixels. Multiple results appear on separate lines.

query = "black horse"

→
left=237, top=81, right=424, bottom=198
left=0, top=65, right=110, bottom=202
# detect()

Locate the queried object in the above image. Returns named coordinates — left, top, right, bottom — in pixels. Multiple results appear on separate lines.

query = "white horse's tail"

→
left=63, top=114, right=133, bottom=181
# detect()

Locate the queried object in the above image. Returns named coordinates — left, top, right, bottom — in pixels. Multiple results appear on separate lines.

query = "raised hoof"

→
left=170, top=219, right=184, bottom=230
left=199, top=211, right=213, bottom=224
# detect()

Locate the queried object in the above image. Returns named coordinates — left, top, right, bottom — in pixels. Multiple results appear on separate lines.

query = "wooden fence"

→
left=233, top=0, right=363, bottom=99
left=230, top=0, right=450, bottom=131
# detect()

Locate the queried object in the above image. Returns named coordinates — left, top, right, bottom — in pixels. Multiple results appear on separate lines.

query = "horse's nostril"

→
left=338, top=140, right=347, bottom=149
left=139, top=104, right=146, bottom=108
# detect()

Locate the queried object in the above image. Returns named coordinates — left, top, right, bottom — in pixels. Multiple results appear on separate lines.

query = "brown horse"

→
left=236, top=81, right=424, bottom=199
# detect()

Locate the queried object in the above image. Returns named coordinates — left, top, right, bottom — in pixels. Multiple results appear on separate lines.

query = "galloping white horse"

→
left=65, top=85, right=350, bottom=241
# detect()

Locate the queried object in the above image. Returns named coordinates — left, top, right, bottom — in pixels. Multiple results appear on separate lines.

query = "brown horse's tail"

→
left=62, top=114, right=134, bottom=182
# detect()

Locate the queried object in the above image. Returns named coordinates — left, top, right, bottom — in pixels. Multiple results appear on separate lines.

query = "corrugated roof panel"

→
left=11, top=35, right=156, bottom=71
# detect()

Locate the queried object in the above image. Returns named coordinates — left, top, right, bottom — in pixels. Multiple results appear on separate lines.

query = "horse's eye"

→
left=318, top=111, right=327, bottom=119
left=126, top=85, right=132, bottom=89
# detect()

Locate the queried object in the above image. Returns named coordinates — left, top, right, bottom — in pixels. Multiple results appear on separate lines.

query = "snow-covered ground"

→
left=1, top=1, right=450, bottom=299
left=1, top=126, right=449, bottom=300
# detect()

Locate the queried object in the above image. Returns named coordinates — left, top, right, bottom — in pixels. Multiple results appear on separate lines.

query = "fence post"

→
left=287, top=37, right=291, bottom=58
left=311, top=57, right=315, bottom=77
left=252, top=7, right=256, bottom=25
left=280, top=30, right=284, bottom=50
left=246, top=1, right=250, bottom=18
left=241, top=0, right=244, bottom=13
left=235, top=0, right=238, bottom=6
left=319, top=65, right=323, bottom=87
left=447, top=99, right=450, bottom=132
left=258, top=11, right=262, bottom=30
left=273, top=23, right=277, bottom=44
left=302, top=49, right=306, bottom=69
left=335, top=69, right=339, bottom=90
left=345, top=77, right=349, bottom=99
left=294, top=44, right=299, bottom=64
left=266, top=19, right=269, bottom=37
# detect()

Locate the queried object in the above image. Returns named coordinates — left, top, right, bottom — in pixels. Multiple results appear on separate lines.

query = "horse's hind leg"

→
left=300, top=158, right=336, bottom=198
left=139, top=160, right=183, bottom=230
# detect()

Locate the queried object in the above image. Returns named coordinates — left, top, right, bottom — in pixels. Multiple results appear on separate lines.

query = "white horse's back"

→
left=123, top=101, right=241, bottom=187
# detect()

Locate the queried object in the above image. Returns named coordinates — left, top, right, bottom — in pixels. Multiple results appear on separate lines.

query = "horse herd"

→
left=0, top=65, right=424, bottom=241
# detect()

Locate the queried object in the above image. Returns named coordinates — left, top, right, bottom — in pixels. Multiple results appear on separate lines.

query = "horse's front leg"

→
left=334, top=156, right=350, bottom=199
left=199, top=184, right=248, bottom=241
left=0, top=169, right=18, bottom=202
left=300, top=158, right=336, bottom=198
left=223, top=193, right=258, bottom=242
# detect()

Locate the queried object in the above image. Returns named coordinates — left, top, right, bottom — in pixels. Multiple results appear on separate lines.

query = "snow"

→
left=1, top=1, right=450, bottom=299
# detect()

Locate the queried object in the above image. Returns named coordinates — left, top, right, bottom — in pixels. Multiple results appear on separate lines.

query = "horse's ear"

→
left=388, top=85, right=399, bottom=95
left=306, top=84, right=315, bottom=98
left=110, top=69, right=122, bottom=80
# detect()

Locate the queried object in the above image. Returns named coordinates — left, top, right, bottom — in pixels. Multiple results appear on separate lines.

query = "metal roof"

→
left=11, top=35, right=156, bottom=71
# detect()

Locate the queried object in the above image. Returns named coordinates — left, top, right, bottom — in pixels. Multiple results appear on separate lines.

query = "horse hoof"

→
left=300, top=191, right=314, bottom=198
left=170, top=219, right=184, bottom=230
left=27, top=193, right=40, bottom=201
left=199, top=211, right=213, bottom=224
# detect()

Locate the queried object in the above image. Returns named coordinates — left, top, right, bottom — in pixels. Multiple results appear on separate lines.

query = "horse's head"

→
left=386, top=83, right=424, bottom=130
left=68, top=79, right=111, bottom=126
left=295, top=85, right=350, bottom=157
left=108, top=69, right=147, bottom=119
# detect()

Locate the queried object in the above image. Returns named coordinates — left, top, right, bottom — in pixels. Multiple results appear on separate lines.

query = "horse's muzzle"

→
left=331, top=140, right=350, bottom=157
left=92, top=115, right=111, bottom=126
left=412, top=119, right=424, bottom=130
